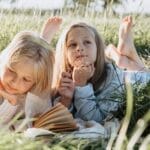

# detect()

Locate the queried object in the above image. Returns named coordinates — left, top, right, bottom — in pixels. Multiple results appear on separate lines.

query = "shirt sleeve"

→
left=0, top=100, right=19, bottom=124
left=25, top=92, right=52, bottom=119
left=74, top=83, right=120, bottom=122
left=124, top=71, right=150, bottom=85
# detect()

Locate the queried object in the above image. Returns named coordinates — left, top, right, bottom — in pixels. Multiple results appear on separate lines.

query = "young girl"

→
left=50, top=16, right=150, bottom=123
left=0, top=31, right=54, bottom=126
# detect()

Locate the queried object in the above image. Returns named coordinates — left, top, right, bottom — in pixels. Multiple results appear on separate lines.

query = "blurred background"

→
left=0, top=0, right=150, bottom=14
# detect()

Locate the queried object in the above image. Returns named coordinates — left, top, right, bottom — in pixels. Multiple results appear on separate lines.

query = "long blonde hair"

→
left=52, top=22, right=107, bottom=92
left=0, top=31, right=54, bottom=94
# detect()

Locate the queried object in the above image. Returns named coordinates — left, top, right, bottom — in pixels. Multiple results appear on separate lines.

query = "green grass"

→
left=0, top=10, right=150, bottom=67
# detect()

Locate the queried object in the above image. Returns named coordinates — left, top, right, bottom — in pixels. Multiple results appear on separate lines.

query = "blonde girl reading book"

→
left=0, top=31, right=54, bottom=125
left=49, top=16, right=150, bottom=122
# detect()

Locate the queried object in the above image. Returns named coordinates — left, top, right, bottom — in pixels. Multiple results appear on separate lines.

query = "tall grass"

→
left=0, top=8, right=150, bottom=66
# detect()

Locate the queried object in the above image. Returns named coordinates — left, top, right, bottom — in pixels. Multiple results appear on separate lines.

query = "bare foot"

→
left=105, top=44, right=146, bottom=71
left=117, top=16, right=143, bottom=66
left=41, top=16, right=62, bottom=43
left=105, top=44, right=129, bottom=69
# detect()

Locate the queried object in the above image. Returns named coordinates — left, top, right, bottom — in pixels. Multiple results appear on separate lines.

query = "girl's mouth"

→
left=76, top=55, right=87, bottom=60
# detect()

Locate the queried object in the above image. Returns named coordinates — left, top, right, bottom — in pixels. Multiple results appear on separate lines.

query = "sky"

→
left=116, top=0, right=150, bottom=14
left=0, top=0, right=149, bottom=14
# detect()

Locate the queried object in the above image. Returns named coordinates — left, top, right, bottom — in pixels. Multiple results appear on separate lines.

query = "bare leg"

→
left=41, top=16, right=62, bottom=43
left=105, top=44, right=146, bottom=71
left=117, top=16, right=144, bottom=67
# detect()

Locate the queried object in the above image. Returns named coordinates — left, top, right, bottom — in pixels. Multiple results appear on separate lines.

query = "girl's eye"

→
left=85, top=40, right=91, bottom=44
left=8, top=68, right=15, bottom=73
left=23, top=77, right=31, bottom=83
left=68, top=43, right=76, bottom=48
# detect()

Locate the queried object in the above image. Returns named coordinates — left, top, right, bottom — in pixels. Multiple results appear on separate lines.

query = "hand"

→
left=58, top=71, right=75, bottom=107
left=73, top=57, right=95, bottom=86
left=0, top=90, right=19, bottom=105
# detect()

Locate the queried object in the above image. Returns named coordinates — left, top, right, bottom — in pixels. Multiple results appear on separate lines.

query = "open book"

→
left=33, top=103, right=78, bottom=132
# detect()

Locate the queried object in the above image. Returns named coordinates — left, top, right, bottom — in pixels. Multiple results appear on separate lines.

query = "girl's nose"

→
left=76, top=44, right=84, bottom=52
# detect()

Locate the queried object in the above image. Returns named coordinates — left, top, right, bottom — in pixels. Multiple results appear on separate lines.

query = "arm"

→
left=57, top=72, right=75, bottom=108
left=25, top=92, right=52, bottom=119
left=74, top=84, right=105, bottom=122
left=125, top=71, right=150, bottom=84
left=0, top=100, right=19, bottom=124
left=74, top=83, right=122, bottom=123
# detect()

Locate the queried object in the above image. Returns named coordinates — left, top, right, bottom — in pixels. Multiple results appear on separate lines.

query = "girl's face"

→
left=66, top=27, right=97, bottom=67
left=0, top=57, right=35, bottom=95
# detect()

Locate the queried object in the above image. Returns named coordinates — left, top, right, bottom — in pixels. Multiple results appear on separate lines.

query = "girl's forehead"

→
left=8, top=56, right=34, bottom=69
left=67, top=26, right=95, bottom=39
left=9, top=57, right=35, bottom=78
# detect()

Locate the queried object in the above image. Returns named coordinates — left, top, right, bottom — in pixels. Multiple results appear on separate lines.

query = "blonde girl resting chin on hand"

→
left=51, top=19, right=150, bottom=123
left=0, top=31, right=54, bottom=126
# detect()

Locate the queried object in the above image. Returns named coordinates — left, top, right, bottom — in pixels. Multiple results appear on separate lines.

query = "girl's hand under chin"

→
left=72, top=57, right=95, bottom=86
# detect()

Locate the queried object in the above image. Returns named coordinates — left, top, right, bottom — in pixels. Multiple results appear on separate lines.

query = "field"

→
left=0, top=9, right=150, bottom=150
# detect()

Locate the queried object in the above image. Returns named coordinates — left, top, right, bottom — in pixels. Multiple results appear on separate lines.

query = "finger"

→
left=76, top=59, right=91, bottom=67
left=60, top=82, right=72, bottom=88
left=60, top=81, right=74, bottom=89
left=60, top=77, right=73, bottom=84
left=61, top=72, right=72, bottom=78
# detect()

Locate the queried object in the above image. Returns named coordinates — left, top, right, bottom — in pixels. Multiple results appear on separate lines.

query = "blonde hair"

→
left=52, top=22, right=107, bottom=92
left=0, top=31, right=54, bottom=94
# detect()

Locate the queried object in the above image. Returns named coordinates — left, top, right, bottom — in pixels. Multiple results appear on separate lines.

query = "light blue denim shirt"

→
left=74, top=63, right=150, bottom=123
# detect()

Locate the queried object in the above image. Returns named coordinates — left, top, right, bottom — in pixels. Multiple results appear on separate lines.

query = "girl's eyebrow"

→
left=68, top=36, right=90, bottom=42
left=67, top=39, right=75, bottom=43
left=23, top=76, right=34, bottom=82
left=24, top=74, right=34, bottom=80
left=84, top=35, right=93, bottom=39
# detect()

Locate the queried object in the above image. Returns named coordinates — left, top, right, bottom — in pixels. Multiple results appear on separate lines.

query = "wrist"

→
left=59, top=96, right=72, bottom=108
